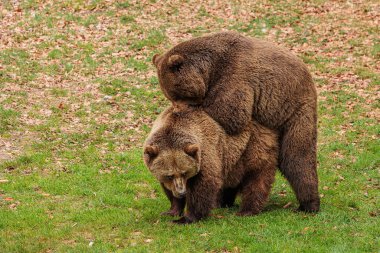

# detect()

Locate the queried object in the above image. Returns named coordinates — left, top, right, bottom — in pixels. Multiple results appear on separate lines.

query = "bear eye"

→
left=181, top=172, right=187, bottom=177
left=166, top=175, right=174, bottom=180
left=170, top=64, right=182, bottom=73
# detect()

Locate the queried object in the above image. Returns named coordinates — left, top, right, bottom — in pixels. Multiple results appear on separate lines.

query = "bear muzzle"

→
left=173, top=178, right=186, bottom=198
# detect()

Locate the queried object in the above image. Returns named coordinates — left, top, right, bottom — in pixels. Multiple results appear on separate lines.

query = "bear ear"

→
left=144, top=145, right=159, bottom=163
left=184, top=144, right=200, bottom=161
left=152, top=54, right=161, bottom=68
left=168, top=54, right=184, bottom=71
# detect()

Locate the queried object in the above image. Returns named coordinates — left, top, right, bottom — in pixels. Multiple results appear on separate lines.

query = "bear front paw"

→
left=298, top=199, right=320, bottom=213
left=172, top=216, right=195, bottom=225
left=161, top=209, right=183, bottom=217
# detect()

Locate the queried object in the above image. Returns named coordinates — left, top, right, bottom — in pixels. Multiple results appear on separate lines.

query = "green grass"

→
left=1, top=148, right=379, bottom=252
left=0, top=106, right=19, bottom=135
left=1, top=0, right=379, bottom=252
left=130, top=30, right=167, bottom=50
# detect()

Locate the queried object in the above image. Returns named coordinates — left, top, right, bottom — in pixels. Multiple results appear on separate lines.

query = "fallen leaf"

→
left=283, top=202, right=292, bottom=209
left=9, top=202, right=20, bottom=209
left=369, top=211, right=378, bottom=217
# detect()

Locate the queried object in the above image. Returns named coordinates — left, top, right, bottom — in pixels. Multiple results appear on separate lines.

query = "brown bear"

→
left=143, top=105, right=278, bottom=224
left=152, top=31, right=320, bottom=212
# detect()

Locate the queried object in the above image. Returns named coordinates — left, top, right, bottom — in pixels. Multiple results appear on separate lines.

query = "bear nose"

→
left=177, top=192, right=186, bottom=198
left=177, top=189, right=186, bottom=196
left=175, top=184, right=186, bottom=195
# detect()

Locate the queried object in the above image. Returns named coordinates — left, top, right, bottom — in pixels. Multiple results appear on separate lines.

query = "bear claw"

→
left=172, top=216, right=195, bottom=224
left=161, top=209, right=183, bottom=217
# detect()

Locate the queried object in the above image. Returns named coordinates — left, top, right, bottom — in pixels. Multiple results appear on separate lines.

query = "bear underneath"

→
left=152, top=31, right=320, bottom=212
left=144, top=106, right=278, bottom=224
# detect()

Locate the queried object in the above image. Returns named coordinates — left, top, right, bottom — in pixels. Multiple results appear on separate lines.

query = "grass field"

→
left=0, top=0, right=379, bottom=252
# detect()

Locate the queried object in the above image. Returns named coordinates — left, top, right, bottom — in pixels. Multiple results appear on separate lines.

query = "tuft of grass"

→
left=125, top=57, right=148, bottom=71
left=197, top=5, right=211, bottom=17
left=50, top=88, right=68, bottom=97
left=48, top=49, right=64, bottom=59
left=98, top=79, right=128, bottom=95
left=81, top=15, right=98, bottom=27
left=130, top=30, right=167, bottom=50
left=116, top=1, right=130, bottom=8
left=120, top=15, right=135, bottom=24
left=355, top=67, right=379, bottom=85
left=0, top=106, right=19, bottom=135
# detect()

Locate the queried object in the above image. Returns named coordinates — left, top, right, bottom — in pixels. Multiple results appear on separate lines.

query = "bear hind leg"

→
left=279, top=108, right=320, bottom=212
left=237, top=170, right=275, bottom=216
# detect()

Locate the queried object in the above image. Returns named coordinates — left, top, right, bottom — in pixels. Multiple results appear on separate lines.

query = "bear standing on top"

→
left=153, top=31, right=320, bottom=212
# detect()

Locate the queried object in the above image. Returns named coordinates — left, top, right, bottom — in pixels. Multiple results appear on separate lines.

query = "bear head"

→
left=143, top=143, right=200, bottom=198
left=152, top=52, right=208, bottom=105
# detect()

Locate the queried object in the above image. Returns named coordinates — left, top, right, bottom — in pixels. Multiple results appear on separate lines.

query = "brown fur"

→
left=143, top=106, right=278, bottom=223
left=153, top=31, right=319, bottom=212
